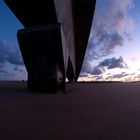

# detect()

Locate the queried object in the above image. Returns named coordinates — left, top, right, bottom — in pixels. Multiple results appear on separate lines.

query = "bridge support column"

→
left=17, top=23, right=66, bottom=93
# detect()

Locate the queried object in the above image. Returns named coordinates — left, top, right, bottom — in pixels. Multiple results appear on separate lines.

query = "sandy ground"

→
left=0, top=81, right=140, bottom=140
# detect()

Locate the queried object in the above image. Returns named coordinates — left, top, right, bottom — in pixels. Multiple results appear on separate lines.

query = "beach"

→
left=0, top=81, right=140, bottom=140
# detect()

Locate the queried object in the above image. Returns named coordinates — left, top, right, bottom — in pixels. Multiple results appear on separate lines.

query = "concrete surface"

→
left=0, top=81, right=140, bottom=140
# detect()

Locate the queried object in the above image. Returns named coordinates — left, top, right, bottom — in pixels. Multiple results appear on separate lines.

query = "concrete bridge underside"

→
left=4, top=0, right=96, bottom=92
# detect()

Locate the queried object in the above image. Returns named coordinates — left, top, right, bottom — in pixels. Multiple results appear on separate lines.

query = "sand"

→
left=0, top=81, right=140, bottom=140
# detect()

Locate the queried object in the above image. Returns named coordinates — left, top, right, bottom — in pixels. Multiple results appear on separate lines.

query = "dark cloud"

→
left=0, top=39, right=27, bottom=80
left=82, top=6, right=134, bottom=80
left=94, top=75, right=103, bottom=81
left=91, top=56, right=128, bottom=75
left=81, top=0, right=134, bottom=76
left=0, top=62, right=5, bottom=68
left=98, top=56, right=128, bottom=69
left=0, top=70, right=8, bottom=76
left=14, top=66, right=24, bottom=73
left=91, top=66, right=105, bottom=75
left=82, top=0, right=134, bottom=73
left=107, top=73, right=129, bottom=79
left=81, top=58, right=92, bottom=74
left=0, top=39, right=23, bottom=65
left=81, top=56, right=128, bottom=76
left=99, top=32, right=124, bottom=56
left=79, top=73, right=88, bottom=77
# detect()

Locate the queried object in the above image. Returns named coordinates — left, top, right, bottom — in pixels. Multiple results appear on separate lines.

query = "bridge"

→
left=4, top=0, right=96, bottom=92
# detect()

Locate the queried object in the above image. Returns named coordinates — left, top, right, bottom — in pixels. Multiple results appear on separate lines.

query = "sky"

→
left=0, top=0, right=26, bottom=80
left=0, top=0, right=140, bottom=82
left=79, top=0, right=140, bottom=82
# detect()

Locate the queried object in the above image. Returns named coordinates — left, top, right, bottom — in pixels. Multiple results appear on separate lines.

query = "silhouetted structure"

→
left=4, top=0, right=96, bottom=92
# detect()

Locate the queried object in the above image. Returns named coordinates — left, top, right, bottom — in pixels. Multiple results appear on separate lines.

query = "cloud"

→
left=89, top=0, right=134, bottom=58
left=92, top=66, right=105, bottom=75
left=92, top=75, right=103, bottom=81
left=107, top=72, right=129, bottom=79
left=0, top=39, right=24, bottom=65
left=14, top=65, right=25, bottom=73
left=81, top=56, right=128, bottom=76
left=98, top=56, right=128, bottom=69
left=0, top=69, right=8, bottom=76
left=81, top=0, right=134, bottom=76
left=0, top=39, right=27, bottom=80
left=81, top=56, right=93, bottom=74
left=0, top=61, right=27, bottom=81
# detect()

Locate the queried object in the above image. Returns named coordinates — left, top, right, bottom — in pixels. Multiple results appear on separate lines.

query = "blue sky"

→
left=0, top=1, right=23, bottom=44
left=0, top=0, right=26, bottom=80
left=0, top=0, right=140, bottom=81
